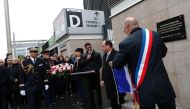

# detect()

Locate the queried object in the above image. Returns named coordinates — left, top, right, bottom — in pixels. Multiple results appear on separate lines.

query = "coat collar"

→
left=130, top=27, right=141, bottom=35
left=27, top=58, right=35, bottom=66
left=105, top=49, right=116, bottom=62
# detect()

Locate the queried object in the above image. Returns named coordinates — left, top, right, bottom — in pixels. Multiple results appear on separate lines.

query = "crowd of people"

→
left=0, top=42, right=108, bottom=109
left=0, top=17, right=176, bottom=109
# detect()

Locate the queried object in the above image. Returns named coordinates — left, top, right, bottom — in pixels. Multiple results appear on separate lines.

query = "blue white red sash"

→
left=134, top=28, right=153, bottom=89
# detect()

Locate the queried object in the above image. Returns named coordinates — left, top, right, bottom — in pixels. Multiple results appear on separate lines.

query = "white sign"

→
left=53, top=8, right=105, bottom=41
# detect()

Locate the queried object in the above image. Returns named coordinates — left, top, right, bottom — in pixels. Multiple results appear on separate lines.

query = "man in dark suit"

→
left=0, top=59, right=9, bottom=109
left=9, top=58, right=22, bottom=109
left=83, top=43, right=103, bottom=109
left=101, top=40, right=125, bottom=109
left=5, top=58, right=15, bottom=109
left=73, top=48, right=86, bottom=107
left=19, top=47, right=49, bottom=109
left=112, top=17, right=176, bottom=109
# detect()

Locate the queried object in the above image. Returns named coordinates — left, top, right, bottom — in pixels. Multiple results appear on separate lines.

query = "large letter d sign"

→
left=69, top=15, right=81, bottom=27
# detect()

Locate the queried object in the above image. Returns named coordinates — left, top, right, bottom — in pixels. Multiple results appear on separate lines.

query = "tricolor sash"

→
left=134, top=28, right=153, bottom=89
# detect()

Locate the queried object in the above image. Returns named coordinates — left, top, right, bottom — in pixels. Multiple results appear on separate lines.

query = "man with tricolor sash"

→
left=112, top=17, right=176, bottom=109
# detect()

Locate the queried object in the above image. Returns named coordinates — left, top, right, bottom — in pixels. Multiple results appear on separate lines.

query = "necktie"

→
left=76, top=60, right=79, bottom=71
left=106, top=53, right=110, bottom=61
left=33, top=58, right=36, bottom=64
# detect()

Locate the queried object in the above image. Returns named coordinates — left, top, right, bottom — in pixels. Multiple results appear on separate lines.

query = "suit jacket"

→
left=74, top=55, right=88, bottom=73
left=83, top=50, right=102, bottom=72
left=113, top=28, right=176, bottom=106
left=19, top=57, right=48, bottom=92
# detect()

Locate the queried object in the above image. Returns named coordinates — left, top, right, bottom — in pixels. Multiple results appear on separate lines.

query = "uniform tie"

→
left=33, top=58, right=36, bottom=64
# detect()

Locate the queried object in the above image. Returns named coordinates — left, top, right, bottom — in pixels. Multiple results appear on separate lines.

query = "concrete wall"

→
left=69, top=39, right=103, bottom=54
left=111, top=0, right=190, bottom=108
left=58, top=35, right=103, bottom=57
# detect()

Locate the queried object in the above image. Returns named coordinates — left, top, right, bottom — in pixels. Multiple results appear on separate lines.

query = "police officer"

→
left=19, top=47, right=49, bottom=109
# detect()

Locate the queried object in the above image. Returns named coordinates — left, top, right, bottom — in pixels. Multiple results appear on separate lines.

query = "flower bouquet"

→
left=48, top=63, right=74, bottom=78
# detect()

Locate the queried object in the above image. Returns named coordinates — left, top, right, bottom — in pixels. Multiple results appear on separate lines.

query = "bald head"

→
left=124, top=17, right=139, bottom=35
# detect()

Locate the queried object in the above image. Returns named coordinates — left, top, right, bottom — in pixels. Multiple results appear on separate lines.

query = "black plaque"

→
left=156, top=15, right=186, bottom=42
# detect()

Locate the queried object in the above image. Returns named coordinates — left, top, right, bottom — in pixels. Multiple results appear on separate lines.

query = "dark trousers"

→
left=81, top=77, right=94, bottom=109
left=77, top=77, right=85, bottom=103
left=26, top=91, right=42, bottom=109
left=0, top=93, right=8, bottom=109
left=43, top=89, right=52, bottom=105
left=65, top=77, right=71, bottom=95
left=140, top=100, right=176, bottom=109
left=70, top=76, right=78, bottom=94
left=7, top=91, right=14, bottom=107
left=110, top=99, right=122, bottom=109
left=56, top=77, right=66, bottom=97
left=90, top=75, right=103, bottom=107
left=12, top=89, right=22, bottom=107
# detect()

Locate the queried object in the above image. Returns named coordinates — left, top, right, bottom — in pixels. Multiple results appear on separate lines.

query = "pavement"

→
left=21, top=93, right=184, bottom=109
left=22, top=95, right=83, bottom=109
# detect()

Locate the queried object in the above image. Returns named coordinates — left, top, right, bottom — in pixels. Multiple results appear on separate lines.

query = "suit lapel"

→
left=103, top=54, right=107, bottom=64
left=106, top=50, right=114, bottom=62
left=28, top=58, right=35, bottom=66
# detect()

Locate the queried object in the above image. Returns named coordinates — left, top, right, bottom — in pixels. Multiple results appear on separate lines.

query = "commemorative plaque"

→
left=156, top=15, right=186, bottom=42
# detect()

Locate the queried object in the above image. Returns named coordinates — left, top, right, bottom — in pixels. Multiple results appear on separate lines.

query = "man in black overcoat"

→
left=0, top=59, right=10, bottom=109
left=112, top=17, right=176, bottom=109
left=101, top=40, right=125, bottom=109
left=83, top=43, right=103, bottom=109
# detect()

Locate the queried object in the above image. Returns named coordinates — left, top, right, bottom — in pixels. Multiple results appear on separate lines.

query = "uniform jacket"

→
left=19, top=57, right=48, bottom=92
left=113, top=28, right=176, bottom=106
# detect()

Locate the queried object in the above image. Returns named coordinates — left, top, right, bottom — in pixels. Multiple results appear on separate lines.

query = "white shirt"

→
left=30, top=57, right=36, bottom=64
